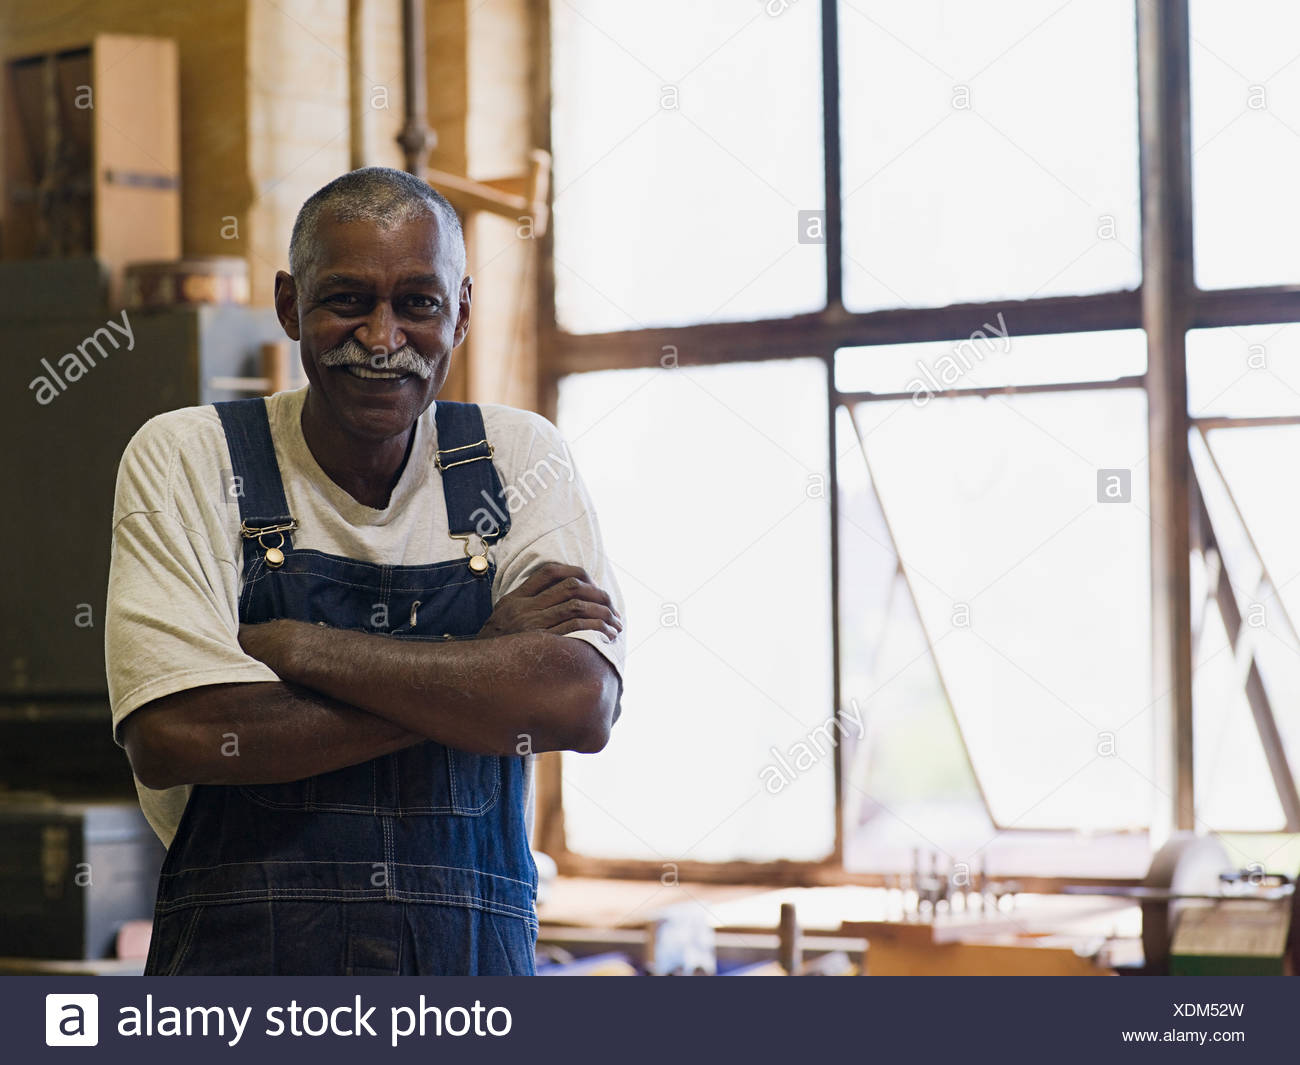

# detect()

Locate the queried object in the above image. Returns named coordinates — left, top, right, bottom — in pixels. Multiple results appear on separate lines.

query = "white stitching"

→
left=157, top=891, right=537, bottom=924
left=242, top=554, right=483, bottom=594
left=160, top=858, right=536, bottom=891
left=237, top=785, right=493, bottom=816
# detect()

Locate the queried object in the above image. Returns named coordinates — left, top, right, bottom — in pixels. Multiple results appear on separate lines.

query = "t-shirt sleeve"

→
left=489, top=412, right=627, bottom=717
left=105, top=417, right=279, bottom=748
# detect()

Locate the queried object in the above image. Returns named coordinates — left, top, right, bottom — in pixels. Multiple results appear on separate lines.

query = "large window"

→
left=542, top=0, right=1300, bottom=883
left=1190, top=1, right=1300, bottom=290
left=550, top=0, right=826, bottom=332
left=558, top=359, right=833, bottom=863
left=839, top=0, right=1141, bottom=310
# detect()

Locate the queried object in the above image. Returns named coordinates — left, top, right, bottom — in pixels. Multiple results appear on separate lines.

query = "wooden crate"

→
left=3, top=35, right=179, bottom=305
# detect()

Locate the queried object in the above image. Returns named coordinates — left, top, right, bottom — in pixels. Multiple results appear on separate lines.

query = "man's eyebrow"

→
left=316, top=273, right=446, bottom=289
left=318, top=273, right=372, bottom=288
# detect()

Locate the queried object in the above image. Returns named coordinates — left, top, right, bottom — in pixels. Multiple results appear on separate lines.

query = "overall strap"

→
left=214, top=398, right=296, bottom=550
left=433, top=401, right=511, bottom=540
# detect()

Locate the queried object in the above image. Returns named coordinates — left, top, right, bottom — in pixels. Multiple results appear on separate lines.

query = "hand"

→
left=478, top=562, right=623, bottom=641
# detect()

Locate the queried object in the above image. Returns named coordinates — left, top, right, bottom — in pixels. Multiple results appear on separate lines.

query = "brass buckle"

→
left=239, top=520, right=298, bottom=539
left=434, top=439, right=494, bottom=470
left=450, top=532, right=493, bottom=576
left=240, top=519, right=298, bottom=569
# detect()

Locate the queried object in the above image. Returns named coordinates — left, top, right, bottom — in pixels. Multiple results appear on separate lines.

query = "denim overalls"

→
left=142, top=397, right=538, bottom=975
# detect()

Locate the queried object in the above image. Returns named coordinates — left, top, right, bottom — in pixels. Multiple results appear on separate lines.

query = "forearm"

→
left=128, top=681, right=425, bottom=790
left=277, top=625, right=618, bottom=755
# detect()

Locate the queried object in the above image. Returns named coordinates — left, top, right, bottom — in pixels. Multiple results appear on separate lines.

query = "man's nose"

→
left=354, top=301, right=406, bottom=361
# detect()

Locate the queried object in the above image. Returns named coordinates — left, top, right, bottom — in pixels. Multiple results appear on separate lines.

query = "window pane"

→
left=1191, top=426, right=1300, bottom=824
left=557, top=359, right=833, bottom=862
left=1190, top=0, right=1300, bottom=289
left=839, top=0, right=1140, bottom=311
left=1187, top=325, right=1300, bottom=418
left=846, top=386, right=1153, bottom=830
left=1202, top=428, right=1300, bottom=627
left=836, top=407, right=992, bottom=870
left=1188, top=592, right=1288, bottom=832
left=835, top=327, right=1146, bottom=395
left=550, top=2, right=826, bottom=333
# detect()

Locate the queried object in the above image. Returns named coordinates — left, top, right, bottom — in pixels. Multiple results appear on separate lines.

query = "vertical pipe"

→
left=1137, top=0, right=1195, bottom=836
left=348, top=0, right=365, bottom=169
left=398, top=0, right=437, bottom=175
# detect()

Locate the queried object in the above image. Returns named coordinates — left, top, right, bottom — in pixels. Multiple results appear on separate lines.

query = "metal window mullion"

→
left=822, top=0, right=843, bottom=311
left=825, top=353, right=845, bottom=867
left=547, top=290, right=1142, bottom=374
left=1137, top=0, right=1196, bottom=834
left=531, top=0, right=569, bottom=861
left=820, top=0, right=847, bottom=867
left=837, top=374, right=1147, bottom=406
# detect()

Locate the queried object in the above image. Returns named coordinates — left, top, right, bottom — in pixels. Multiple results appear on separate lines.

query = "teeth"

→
left=345, top=365, right=404, bottom=380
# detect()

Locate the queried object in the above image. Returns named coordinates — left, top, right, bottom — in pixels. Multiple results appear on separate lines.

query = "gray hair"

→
left=288, top=166, right=466, bottom=285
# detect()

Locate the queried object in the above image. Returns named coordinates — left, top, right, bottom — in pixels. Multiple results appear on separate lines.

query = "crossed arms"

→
left=122, top=563, right=622, bottom=790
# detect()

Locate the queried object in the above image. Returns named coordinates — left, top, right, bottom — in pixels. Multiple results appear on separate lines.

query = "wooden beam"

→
left=425, top=150, right=551, bottom=234
left=1138, top=0, right=1195, bottom=834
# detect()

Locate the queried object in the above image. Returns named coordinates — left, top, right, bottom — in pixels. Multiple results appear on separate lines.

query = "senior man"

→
left=106, top=167, right=625, bottom=975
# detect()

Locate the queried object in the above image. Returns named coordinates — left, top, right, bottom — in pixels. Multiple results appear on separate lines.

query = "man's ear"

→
left=452, top=274, right=472, bottom=348
left=274, top=271, right=302, bottom=342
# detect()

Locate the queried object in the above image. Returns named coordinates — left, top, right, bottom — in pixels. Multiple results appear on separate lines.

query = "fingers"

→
left=501, top=563, right=624, bottom=640
left=534, top=597, right=622, bottom=635
left=531, top=574, right=618, bottom=618
left=510, top=563, right=621, bottom=623
left=547, top=616, right=622, bottom=641
left=514, top=562, right=592, bottom=599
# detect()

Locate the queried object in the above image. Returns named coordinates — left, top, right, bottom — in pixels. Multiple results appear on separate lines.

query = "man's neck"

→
left=300, top=390, right=416, bottom=510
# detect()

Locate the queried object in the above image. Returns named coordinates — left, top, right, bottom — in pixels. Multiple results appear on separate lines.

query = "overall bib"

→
left=142, top=397, right=538, bottom=975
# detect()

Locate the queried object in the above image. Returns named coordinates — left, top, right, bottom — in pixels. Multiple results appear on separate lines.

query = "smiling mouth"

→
left=342, top=365, right=408, bottom=381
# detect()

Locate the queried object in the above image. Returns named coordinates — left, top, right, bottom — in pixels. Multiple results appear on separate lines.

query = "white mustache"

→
left=318, top=338, right=432, bottom=379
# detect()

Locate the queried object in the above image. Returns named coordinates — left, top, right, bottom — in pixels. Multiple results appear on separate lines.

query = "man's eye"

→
left=405, top=295, right=440, bottom=311
left=325, top=294, right=361, bottom=308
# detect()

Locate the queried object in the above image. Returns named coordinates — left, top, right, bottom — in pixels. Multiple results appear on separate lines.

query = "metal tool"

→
left=1061, top=834, right=1295, bottom=973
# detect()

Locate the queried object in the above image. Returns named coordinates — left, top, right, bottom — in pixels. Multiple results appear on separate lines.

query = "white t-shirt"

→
left=105, top=385, right=625, bottom=849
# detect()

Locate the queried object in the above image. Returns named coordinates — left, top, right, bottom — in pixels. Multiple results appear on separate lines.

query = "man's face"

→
left=274, top=211, right=471, bottom=442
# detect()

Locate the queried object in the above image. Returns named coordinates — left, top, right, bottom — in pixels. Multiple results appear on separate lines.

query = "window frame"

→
left=530, top=0, right=1300, bottom=888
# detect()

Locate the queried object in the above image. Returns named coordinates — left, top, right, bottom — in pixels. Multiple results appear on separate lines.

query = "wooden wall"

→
left=0, top=0, right=252, bottom=276
left=0, top=0, right=540, bottom=408
left=463, top=0, right=537, bottom=410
